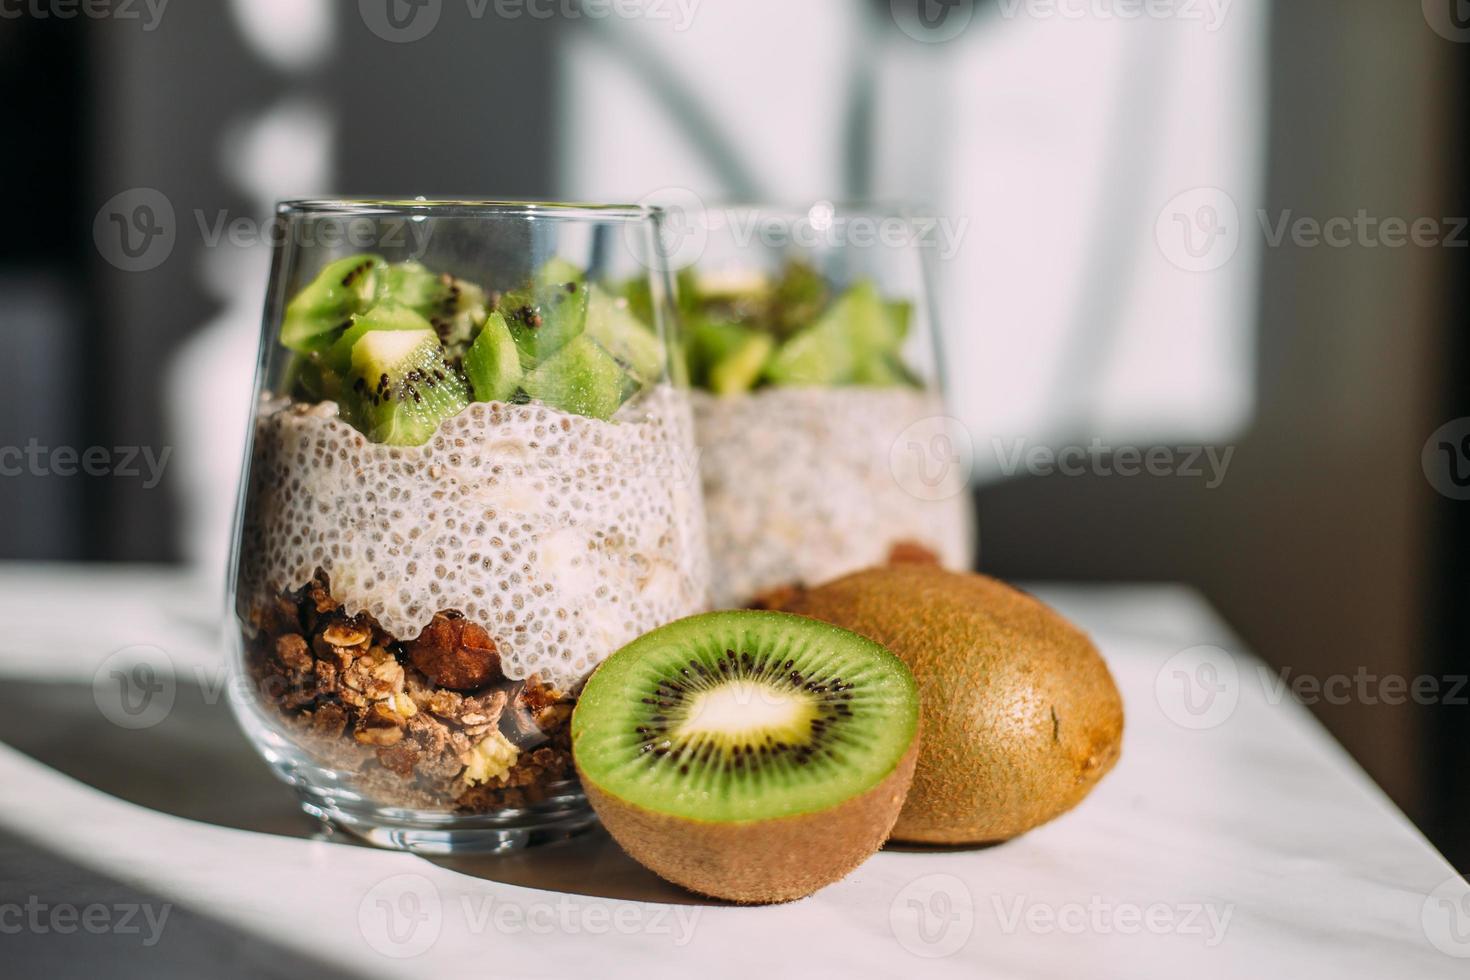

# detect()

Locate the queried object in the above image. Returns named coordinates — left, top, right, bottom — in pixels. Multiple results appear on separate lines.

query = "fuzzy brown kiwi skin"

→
left=577, top=735, right=918, bottom=905
left=775, top=565, right=1124, bottom=846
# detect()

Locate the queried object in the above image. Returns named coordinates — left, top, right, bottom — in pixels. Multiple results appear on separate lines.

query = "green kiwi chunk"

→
left=463, top=311, right=522, bottom=403
left=522, top=335, right=627, bottom=421
left=769, top=260, right=830, bottom=337
left=851, top=353, right=921, bottom=388
left=432, top=278, right=489, bottom=354
left=279, top=254, right=384, bottom=354
left=346, top=329, right=468, bottom=445
left=708, top=332, right=774, bottom=396
left=374, top=262, right=488, bottom=354
left=281, top=353, right=339, bottom=403
left=586, top=285, right=665, bottom=385
left=374, top=261, right=451, bottom=312
left=324, top=304, right=436, bottom=375
left=572, top=610, right=921, bottom=823
left=765, top=280, right=898, bottom=386
left=500, top=259, right=590, bottom=368
left=688, top=318, right=772, bottom=395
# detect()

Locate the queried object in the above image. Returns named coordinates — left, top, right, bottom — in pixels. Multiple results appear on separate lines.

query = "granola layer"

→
left=243, top=573, right=575, bottom=812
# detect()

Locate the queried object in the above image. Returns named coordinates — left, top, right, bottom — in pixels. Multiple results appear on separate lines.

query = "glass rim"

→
left=702, top=200, right=937, bottom=223
left=275, top=198, right=656, bottom=222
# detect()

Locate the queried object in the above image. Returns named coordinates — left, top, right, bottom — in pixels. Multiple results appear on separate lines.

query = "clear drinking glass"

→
left=679, top=202, right=976, bottom=608
left=228, top=200, right=708, bottom=852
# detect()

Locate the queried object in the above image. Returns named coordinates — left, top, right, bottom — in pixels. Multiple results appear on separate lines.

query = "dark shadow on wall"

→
left=976, top=0, right=1463, bottom=866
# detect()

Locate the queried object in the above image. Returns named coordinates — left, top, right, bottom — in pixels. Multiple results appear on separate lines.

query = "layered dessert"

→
left=674, top=263, right=973, bottom=607
left=235, top=255, right=707, bottom=812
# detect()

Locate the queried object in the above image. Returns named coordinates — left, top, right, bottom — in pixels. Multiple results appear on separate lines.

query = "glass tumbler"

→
left=677, top=203, right=976, bottom=608
left=228, top=200, right=708, bottom=852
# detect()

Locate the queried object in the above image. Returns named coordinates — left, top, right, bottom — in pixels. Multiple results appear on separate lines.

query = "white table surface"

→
left=0, top=564, right=1464, bottom=979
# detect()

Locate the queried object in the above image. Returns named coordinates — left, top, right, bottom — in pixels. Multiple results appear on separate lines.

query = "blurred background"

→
left=0, top=0, right=1465, bottom=866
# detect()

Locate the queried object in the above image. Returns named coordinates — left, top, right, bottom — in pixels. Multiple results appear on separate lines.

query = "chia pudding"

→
left=693, top=386, right=972, bottom=608
left=233, top=252, right=707, bottom=813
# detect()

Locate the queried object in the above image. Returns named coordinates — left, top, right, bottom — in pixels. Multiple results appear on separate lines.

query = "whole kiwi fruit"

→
left=774, top=565, right=1123, bottom=845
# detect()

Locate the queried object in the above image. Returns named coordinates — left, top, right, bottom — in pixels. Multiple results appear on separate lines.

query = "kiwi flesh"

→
left=345, top=328, right=468, bottom=446
left=280, top=254, right=384, bottom=354
left=462, top=311, right=522, bottom=403
left=324, top=304, right=436, bottom=374
left=764, top=280, right=900, bottom=386
left=772, top=566, right=1124, bottom=845
left=501, top=261, right=590, bottom=368
left=522, top=335, right=627, bottom=421
left=374, top=262, right=488, bottom=355
left=687, top=317, right=772, bottom=394
left=585, top=285, right=665, bottom=385
left=432, top=277, right=489, bottom=355
left=572, top=610, right=920, bottom=904
left=374, top=261, right=451, bottom=312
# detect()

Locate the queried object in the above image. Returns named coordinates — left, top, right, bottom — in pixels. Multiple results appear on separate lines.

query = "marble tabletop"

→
left=0, top=564, right=1464, bottom=979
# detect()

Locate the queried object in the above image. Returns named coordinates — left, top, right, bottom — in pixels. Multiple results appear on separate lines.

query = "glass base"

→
left=234, top=698, right=596, bottom=854
left=298, top=792, right=598, bottom=855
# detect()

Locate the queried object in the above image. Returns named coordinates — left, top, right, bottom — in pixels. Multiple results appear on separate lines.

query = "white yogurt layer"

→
left=693, top=387, right=974, bottom=608
left=238, top=387, right=709, bottom=691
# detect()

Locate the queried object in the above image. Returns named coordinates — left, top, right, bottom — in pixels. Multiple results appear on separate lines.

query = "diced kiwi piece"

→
left=586, top=285, right=664, bottom=384
left=763, top=308, right=855, bottom=385
left=886, top=299, right=914, bottom=342
left=346, top=329, right=468, bottom=445
left=432, top=278, right=489, bottom=355
left=463, top=311, right=522, bottom=403
left=522, top=335, right=627, bottom=421
left=571, top=610, right=920, bottom=904
left=770, top=260, right=829, bottom=336
left=852, top=353, right=922, bottom=388
left=280, top=254, right=384, bottom=354
left=324, top=304, right=437, bottom=374
left=765, top=280, right=897, bottom=386
left=374, top=261, right=451, bottom=312
left=500, top=261, right=591, bottom=368
left=687, top=317, right=746, bottom=384
left=373, top=262, right=488, bottom=354
left=709, top=332, right=774, bottom=396
left=536, top=256, right=586, bottom=292
left=281, top=353, right=339, bottom=403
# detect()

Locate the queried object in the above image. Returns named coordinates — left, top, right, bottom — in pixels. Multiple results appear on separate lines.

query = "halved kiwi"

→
left=573, top=610, right=920, bottom=904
